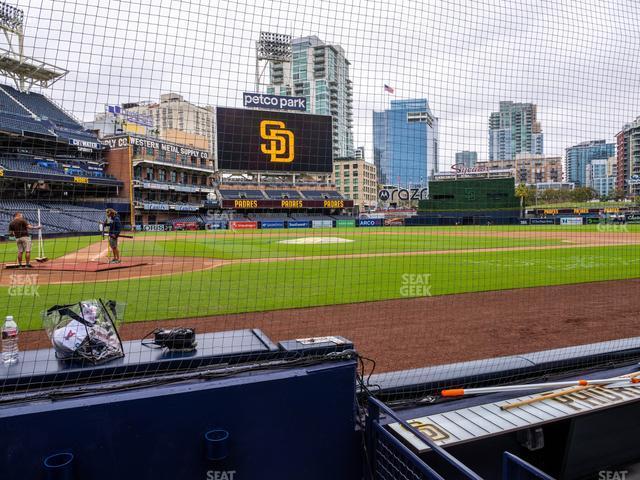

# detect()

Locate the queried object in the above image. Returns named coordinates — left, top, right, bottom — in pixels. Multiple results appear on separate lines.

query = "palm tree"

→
left=515, top=183, right=528, bottom=217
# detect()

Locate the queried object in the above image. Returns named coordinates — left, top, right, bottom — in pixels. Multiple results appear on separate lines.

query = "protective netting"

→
left=0, top=0, right=639, bottom=404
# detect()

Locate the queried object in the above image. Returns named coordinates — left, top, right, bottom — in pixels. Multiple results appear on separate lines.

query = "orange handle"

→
left=441, top=389, right=465, bottom=397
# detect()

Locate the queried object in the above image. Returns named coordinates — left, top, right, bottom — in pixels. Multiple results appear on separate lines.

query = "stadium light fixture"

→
left=255, top=31, right=292, bottom=93
left=0, top=0, right=23, bottom=33
left=0, top=1, right=67, bottom=91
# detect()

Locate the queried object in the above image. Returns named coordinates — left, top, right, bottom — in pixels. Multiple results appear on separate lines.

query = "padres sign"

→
left=260, top=120, right=294, bottom=163
left=216, top=107, right=332, bottom=173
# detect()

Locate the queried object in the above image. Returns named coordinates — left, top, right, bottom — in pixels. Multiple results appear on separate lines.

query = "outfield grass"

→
left=121, top=230, right=564, bottom=260
left=7, top=244, right=640, bottom=331
left=131, top=223, right=640, bottom=237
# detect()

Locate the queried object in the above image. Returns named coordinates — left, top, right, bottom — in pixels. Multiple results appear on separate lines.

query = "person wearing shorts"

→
left=105, top=208, right=122, bottom=263
left=8, top=212, right=41, bottom=268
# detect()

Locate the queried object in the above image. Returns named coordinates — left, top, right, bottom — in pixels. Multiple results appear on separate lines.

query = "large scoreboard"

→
left=216, top=107, right=333, bottom=173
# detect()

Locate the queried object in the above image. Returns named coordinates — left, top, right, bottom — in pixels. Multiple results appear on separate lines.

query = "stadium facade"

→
left=488, top=101, right=543, bottom=161
left=102, top=135, right=215, bottom=226
left=265, top=35, right=354, bottom=158
left=373, top=98, right=439, bottom=188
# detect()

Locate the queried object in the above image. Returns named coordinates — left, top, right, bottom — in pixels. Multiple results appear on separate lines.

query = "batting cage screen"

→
left=0, top=0, right=640, bottom=478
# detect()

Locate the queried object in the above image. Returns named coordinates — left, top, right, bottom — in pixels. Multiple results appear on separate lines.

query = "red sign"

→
left=229, top=221, right=258, bottom=230
left=451, top=163, right=489, bottom=174
left=174, top=222, right=199, bottom=230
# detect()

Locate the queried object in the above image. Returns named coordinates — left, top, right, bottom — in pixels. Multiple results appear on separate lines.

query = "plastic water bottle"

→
left=2, top=315, right=19, bottom=365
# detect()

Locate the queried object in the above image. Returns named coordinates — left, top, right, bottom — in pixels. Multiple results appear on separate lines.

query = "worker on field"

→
left=8, top=212, right=41, bottom=268
left=105, top=208, right=122, bottom=264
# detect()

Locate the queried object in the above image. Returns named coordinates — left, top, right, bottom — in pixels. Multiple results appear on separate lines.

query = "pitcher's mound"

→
left=279, top=237, right=354, bottom=245
left=36, top=260, right=148, bottom=272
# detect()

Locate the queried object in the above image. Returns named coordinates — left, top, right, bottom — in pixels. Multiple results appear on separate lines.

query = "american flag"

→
left=384, top=84, right=394, bottom=94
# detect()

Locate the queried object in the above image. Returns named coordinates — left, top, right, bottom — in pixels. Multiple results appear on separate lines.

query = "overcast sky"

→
left=12, top=0, right=640, bottom=170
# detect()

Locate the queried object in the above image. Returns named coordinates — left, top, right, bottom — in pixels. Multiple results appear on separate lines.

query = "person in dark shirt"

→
left=105, top=209, right=122, bottom=264
left=8, top=212, right=41, bottom=268
left=105, top=209, right=122, bottom=263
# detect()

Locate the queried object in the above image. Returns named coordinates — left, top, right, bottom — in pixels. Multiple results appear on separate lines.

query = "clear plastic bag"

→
left=42, top=299, right=126, bottom=364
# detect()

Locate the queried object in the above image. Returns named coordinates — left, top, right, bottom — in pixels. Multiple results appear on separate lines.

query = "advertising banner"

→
left=529, top=218, right=556, bottom=225
left=205, top=222, right=227, bottom=230
left=229, top=221, right=258, bottom=230
left=311, top=220, right=333, bottom=228
left=287, top=221, right=311, bottom=228
left=335, top=219, right=356, bottom=228
left=260, top=221, right=286, bottom=229
left=221, top=199, right=353, bottom=209
left=142, top=224, right=172, bottom=232
left=174, top=222, right=200, bottom=230
left=384, top=217, right=405, bottom=226
left=560, top=217, right=583, bottom=225
left=358, top=218, right=383, bottom=227
left=626, top=213, right=640, bottom=224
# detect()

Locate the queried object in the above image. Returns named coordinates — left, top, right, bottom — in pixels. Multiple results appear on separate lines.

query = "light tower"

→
left=255, top=31, right=291, bottom=93
left=0, top=0, right=67, bottom=91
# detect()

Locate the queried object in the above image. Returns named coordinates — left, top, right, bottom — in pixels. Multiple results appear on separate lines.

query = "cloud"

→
left=9, top=0, right=640, bottom=169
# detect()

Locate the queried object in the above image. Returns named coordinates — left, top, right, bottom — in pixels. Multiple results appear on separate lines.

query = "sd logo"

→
left=260, top=120, right=294, bottom=163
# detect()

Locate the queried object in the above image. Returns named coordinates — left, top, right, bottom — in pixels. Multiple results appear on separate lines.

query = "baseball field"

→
left=3, top=224, right=640, bottom=371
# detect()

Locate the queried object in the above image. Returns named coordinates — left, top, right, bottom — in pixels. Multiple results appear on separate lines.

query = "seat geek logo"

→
left=260, top=120, right=295, bottom=163
left=243, top=92, right=306, bottom=112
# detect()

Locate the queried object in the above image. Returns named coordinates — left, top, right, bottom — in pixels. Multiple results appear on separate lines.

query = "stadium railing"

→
left=366, top=397, right=483, bottom=480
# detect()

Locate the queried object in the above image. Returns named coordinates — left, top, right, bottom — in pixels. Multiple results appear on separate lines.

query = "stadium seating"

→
left=0, top=84, right=100, bottom=144
left=168, top=215, right=205, bottom=224
left=300, top=190, right=343, bottom=199
left=217, top=189, right=266, bottom=200
left=0, top=112, right=55, bottom=136
left=0, top=155, right=113, bottom=179
left=1, top=85, right=80, bottom=128
left=0, top=87, right=32, bottom=116
left=264, top=190, right=303, bottom=199
left=0, top=201, right=105, bottom=235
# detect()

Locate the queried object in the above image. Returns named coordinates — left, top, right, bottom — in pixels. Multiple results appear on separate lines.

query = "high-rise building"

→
left=373, top=99, right=439, bottom=188
left=587, top=156, right=617, bottom=198
left=565, top=140, right=615, bottom=187
left=488, top=101, right=543, bottom=161
left=266, top=35, right=353, bottom=158
left=616, top=117, right=640, bottom=196
left=455, top=151, right=478, bottom=168
left=123, top=93, right=215, bottom=154
left=332, top=155, right=378, bottom=211
left=483, top=153, right=562, bottom=185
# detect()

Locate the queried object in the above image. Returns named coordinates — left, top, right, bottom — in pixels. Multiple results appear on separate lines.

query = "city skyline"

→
left=11, top=0, right=640, bottom=172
